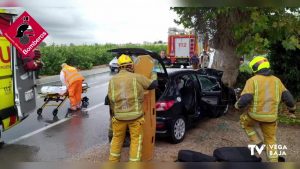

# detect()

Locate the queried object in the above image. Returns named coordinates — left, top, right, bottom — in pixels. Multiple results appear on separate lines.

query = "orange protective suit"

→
left=68, top=80, right=83, bottom=108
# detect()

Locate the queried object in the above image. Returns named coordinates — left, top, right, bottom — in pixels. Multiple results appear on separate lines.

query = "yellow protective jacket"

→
left=108, top=70, right=153, bottom=121
left=237, top=71, right=295, bottom=122
left=62, top=65, right=84, bottom=87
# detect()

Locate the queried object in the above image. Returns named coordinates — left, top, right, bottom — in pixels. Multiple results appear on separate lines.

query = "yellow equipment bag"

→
left=134, top=55, right=156, bottom=161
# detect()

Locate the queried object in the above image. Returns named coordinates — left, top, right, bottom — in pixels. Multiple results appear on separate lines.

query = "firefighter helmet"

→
left=249, top=55, right=270, bottom=73
left=117, top=54, right=133, bottom=66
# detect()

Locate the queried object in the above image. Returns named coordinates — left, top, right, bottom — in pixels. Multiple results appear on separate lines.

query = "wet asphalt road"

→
left=0, top=72, right=113, bottom=161
left=0, top=67, right=185, bottom=162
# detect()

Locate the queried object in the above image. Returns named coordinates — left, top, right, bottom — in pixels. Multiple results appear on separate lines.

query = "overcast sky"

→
left=1, top=0, right=184, bottom=45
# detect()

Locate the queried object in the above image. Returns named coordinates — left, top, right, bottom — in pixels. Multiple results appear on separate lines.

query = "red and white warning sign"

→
left=3, top=11, right=48, bottom=56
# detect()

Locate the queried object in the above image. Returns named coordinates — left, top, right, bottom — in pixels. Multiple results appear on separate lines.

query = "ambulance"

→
left=0, top=9, right=36, bottom=144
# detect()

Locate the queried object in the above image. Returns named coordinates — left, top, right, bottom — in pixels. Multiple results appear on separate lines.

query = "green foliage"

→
left=278, top=114, right=300, bottom=125
left=239, top=63, right=252, bottom=74
left=173, top=7, right=300, bottom=91
left=172, top=7, right=300, bottom=55
left=235, top=64, right=252, bottom=88
left=235, top=8, right=300, bottom=56
left=39, top=44, right=166, bottom=75
left=269, top=43, right=300, bottom=98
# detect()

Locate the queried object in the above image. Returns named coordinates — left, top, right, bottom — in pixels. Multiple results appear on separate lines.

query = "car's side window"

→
left=149, top=59, right=164, bottom=74
left=154, top=62, right=165, bottom=74
left=181, top=75, right=193, bottom=87
left=197, top=75, right=220, bottom=91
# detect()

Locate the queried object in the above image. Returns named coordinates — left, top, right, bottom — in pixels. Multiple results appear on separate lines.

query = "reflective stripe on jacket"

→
left=62, top=65, right=84, bottom=86
left=108, top=70, right=152, bottom=121
left=241, top=75, right=286, bottom=122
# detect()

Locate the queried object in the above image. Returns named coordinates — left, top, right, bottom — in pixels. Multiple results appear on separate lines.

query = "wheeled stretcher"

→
left=37, top=83, right=89, bottom=116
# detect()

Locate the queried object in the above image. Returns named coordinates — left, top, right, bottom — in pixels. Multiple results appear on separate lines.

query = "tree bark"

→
left=210, top=9, right=243, bottom=87
left=211, top=48, right=240, bottom=87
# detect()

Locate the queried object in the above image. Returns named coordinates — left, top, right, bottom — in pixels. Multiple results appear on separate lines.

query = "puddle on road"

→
left=0, top=144, right=40, bottom=161
left=37, top=115, right=60, bottom=124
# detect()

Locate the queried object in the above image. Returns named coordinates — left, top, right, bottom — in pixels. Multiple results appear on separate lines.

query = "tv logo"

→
left=248, top=144, right=266, bottom=155
left=248, top=144, right=287, bottom=156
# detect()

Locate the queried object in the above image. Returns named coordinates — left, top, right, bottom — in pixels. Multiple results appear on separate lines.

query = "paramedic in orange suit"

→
left=60, top=63, right=84, bottom=111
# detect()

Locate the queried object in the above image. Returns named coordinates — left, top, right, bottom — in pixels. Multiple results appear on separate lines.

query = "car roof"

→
left=167, top=68, right=223, bottom=80
left=168, top=69, right=196, bottom=78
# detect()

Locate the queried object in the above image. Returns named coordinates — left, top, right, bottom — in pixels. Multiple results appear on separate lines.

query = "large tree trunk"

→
left=211, top=47, right=240, bottom=87
left=210, top=9, right=245, bottom=87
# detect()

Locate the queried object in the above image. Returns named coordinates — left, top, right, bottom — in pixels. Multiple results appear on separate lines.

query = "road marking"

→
left=7, top=118, right=71, bottom=144
left=89, top=82, right=98, bottom=85
left=7, top=102, right=105, bottom=144
left=85, top=102, right=104, bottom=111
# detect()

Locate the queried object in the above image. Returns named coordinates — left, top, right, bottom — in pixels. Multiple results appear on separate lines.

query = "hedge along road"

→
left=0, top=72, right=113, bottom=161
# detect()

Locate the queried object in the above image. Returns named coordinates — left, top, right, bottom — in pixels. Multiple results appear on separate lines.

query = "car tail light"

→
left=156, top=122, right=165, bottom=129
left=156, top=100, right=175, bottom=111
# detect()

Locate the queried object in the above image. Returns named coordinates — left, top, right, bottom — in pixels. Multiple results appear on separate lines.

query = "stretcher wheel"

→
left=81, top=96, right=89, bottom=108
left=52, top=109, right=58, bottom=116
left=37, top=108, right=43, bottom=115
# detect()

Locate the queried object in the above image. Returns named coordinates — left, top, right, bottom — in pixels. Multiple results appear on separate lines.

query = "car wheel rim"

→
left=174, top=118, right=185, bottom=140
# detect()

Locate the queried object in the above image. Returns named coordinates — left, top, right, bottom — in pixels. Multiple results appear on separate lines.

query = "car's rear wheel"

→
left=170, top=116, right=186, bottom=144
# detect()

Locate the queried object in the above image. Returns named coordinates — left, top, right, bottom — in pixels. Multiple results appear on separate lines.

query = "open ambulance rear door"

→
left=0, top=9, right=36, bottom=131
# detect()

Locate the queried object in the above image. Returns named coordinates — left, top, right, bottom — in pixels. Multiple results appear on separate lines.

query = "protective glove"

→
left=234, top=102, right=240, bottom=110
left=287, top=105, right=296, bottom=114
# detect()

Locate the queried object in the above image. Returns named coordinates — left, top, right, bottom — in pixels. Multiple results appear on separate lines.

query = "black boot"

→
left=278, top=156, right=285, bottom=162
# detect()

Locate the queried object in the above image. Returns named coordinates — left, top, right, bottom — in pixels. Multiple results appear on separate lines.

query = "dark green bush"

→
left=235, top=71, right=252, bottom=89
left=269, top=43, right=300, bottom=99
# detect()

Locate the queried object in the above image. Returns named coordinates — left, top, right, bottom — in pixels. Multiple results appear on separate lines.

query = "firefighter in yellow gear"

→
left=235, top=56, right=296, bottom=162
left=107, top=54, right=157, bottom=162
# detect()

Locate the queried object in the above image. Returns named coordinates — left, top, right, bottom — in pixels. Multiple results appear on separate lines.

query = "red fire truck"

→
left=167, top=28, right=209, bottom=68
left=167, top=27, right=200, bottom=68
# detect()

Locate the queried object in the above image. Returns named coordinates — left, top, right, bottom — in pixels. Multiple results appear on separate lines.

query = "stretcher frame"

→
left=37, top=83, right=89, bottom=116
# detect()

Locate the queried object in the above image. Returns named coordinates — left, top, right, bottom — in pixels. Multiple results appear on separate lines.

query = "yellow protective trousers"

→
left=109, top=117, right=144, bottom=162
left=240, top=113, right=278, bottom=162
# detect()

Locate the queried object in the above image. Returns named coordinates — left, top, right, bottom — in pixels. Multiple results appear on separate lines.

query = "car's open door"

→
left=14, top=49, right=36, bottom=119
left=198, top=68, right=236, bottom=105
